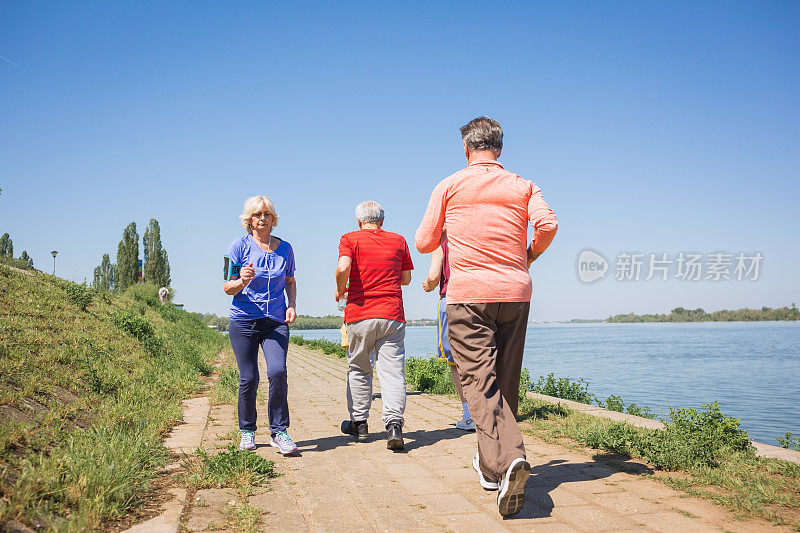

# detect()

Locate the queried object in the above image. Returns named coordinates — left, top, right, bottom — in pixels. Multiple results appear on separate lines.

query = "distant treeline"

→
left=292, top=315, right=343, bottom=329
left=607, top=304, right=800, bottom=323
left=193, top=313, right=231, bottom=331
left=192, top=313, right=346, bottom=331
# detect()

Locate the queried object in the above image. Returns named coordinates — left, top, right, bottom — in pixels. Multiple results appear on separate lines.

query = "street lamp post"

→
left=51, top=250, right=58, bottom=276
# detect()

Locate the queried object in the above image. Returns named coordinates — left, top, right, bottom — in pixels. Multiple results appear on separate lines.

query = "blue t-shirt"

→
left=226, top=234, right=296, bottom=322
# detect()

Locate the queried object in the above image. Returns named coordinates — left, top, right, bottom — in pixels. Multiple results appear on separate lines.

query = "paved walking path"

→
left=183, top=346, right=790, bottom=532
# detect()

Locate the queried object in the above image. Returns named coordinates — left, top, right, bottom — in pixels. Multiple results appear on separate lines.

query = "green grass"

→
left=213, top=367, right=241, bottom=405
left=0, top=269, right=227, bottom=531
left=289, top=334, right=346, bottom=358
left=517, top=399, right=800, bottom=529
left=181, top=444, right=276, bottom=489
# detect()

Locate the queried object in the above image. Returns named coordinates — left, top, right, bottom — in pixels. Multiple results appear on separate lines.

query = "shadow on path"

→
left=508, top=456, right=654, bottom=520
left=294, top=426, right=470, bottom=454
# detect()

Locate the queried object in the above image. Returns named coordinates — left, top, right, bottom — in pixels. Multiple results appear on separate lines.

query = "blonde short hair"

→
left=239, top=196, right=279, bottom=233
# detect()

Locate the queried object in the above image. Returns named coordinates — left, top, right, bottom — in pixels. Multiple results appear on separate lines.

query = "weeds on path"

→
left=182, top=444, right=276, bottom=489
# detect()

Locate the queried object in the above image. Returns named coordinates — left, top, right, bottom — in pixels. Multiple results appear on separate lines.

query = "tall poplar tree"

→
left=20, top=251, right=33, bottom=270
left=93, top=253, right=116, bottom=292
left=143, top=218, right=171, bottom=287
left=116, top=222, right=139, bottom=291
left=0, top=233, right=13, bottom=257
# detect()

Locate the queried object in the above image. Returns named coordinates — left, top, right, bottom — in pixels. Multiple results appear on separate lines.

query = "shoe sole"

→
left=387, top=437, right=404, bottom=450
left=456, top=424, right=476, bottom=431
left=498, top=459, right=531, bottom=517
left=473, top=454, right=499, bottom=491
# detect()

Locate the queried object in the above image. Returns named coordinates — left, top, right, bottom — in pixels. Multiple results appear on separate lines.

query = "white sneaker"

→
left=455, top=416, right=476, bottom=431
left=239, top=430, right=256, bottom=451
left=497, top=457, right=531, bottom=517
left=269, top=430, right=298, bottom=455
left=473, top=453, right=499, bottom=491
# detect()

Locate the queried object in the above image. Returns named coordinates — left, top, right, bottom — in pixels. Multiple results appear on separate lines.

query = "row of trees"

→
left=93, top=219, right=171, bottom=292
left=607, top=304, right=800, bottom=322
left=0, top=233, right=34, bottom=270
left=191, top=313, right=347, bottom=331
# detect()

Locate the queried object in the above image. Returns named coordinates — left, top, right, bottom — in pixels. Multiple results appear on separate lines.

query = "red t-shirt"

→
left=338, top=229, right=414, bottom=323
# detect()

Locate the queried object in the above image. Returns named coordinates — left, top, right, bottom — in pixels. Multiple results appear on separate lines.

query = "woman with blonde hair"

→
left=224, top=195, right=298, bottom=454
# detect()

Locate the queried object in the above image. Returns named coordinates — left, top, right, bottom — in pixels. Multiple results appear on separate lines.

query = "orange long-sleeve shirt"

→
left=415, top=159, right=558, bottom=304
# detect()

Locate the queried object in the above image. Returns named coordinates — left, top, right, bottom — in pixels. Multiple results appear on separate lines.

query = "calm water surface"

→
left=294, top=322, right=800, bottom=445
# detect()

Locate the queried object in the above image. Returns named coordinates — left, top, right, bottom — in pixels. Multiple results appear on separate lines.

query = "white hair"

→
left=355, top=201, right=385, bottom=224
left=239, top=195, right=279, bottom=233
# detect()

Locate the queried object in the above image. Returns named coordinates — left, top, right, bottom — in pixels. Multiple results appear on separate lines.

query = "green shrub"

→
left=65, top=282, right=94, bottom=311
left=647, top=402, right=753, bottom=469
left=158, top=303, right=182, bottom=322
left=530, top=372, right=596, bottom=405
left=624, top=403, right=655, bottom=419
left=564, top=402, right=754, bottom=470
left=125, top=283, right=160, bottom=307
left=405, top=356, right=455, bottom=395
left=597, top=394, right=656, bottom=419
left=113, top=309, right=167, bottom=357
left=777, top=432, right=799, bottom=451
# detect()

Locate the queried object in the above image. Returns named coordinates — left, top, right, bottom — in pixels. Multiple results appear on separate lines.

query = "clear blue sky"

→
left=2, top=2, right=798, bottom=321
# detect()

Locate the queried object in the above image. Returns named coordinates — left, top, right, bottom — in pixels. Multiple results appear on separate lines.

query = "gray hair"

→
left=355, top=200, right=385, bottom=224
left=239, top=195, right=279, bottom=233
left=460, top=116, right=503, bottom=154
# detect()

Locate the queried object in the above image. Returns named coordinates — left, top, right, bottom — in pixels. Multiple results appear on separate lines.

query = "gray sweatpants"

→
left=346, top=318, right=406, bottom=428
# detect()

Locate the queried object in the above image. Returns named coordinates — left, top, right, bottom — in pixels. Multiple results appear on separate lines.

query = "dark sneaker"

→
left=386, top=423, right=404, bottom=450
left=341, top=420, right=369, bottom=442
left=497, top=457, right=531, bottom=517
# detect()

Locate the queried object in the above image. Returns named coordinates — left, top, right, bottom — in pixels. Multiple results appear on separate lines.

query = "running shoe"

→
left=239, top=430, right=256, bottom=451
left=269, top=430, right=299, bottom=455
left=473, top=452, right=499, bottom=491
left=497, top=457, right=531, bottom=517
left=341, top=420, right=369, bottom=442
left=455, top=415, right=476, bottom=431
left=386, top=422, right=404, bottom=450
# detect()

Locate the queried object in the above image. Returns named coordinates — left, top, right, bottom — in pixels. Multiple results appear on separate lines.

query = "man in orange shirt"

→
left=415, top=116, right=558, bottom=517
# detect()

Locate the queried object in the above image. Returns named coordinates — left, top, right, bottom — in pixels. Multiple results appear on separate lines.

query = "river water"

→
left=293, top=321, right=800, bottom=445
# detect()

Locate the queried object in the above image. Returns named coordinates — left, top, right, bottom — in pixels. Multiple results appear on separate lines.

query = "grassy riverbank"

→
left=0, top=268, right=226, bottom=531
left=405, top=355, right=800, bottom=529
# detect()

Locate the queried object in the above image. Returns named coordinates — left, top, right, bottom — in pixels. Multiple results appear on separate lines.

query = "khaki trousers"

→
left=447, top=302, right=530, bottom=482
left=345, top=318, right=407, bottom=428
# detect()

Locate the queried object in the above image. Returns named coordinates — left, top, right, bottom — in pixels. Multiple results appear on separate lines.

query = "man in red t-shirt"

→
left=335, top=200, right=414, bottom=450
